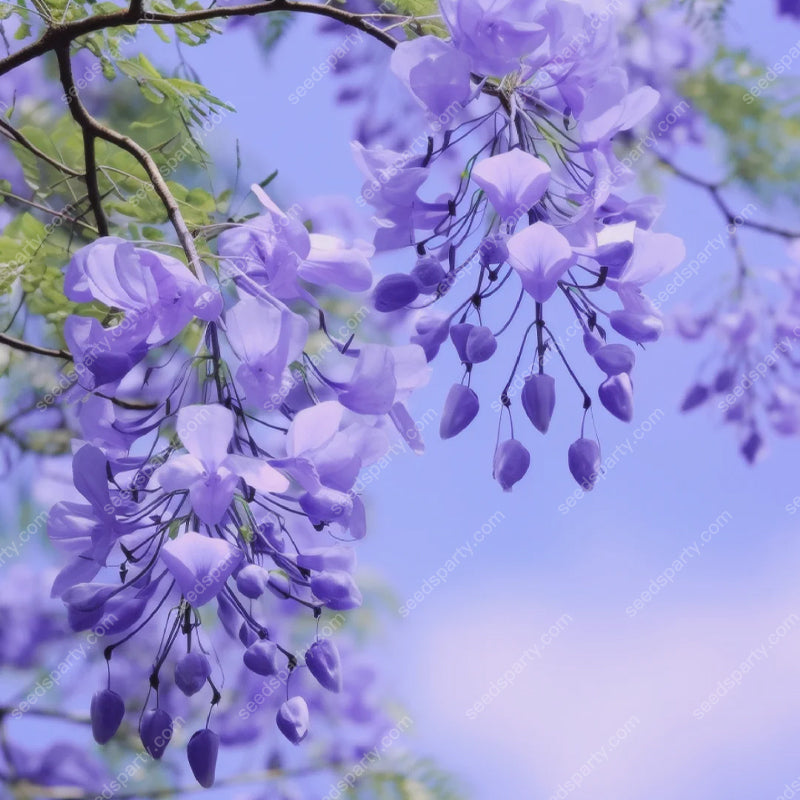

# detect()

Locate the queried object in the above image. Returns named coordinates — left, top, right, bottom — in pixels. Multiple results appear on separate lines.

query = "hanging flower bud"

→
left=276, top=697, right=309, bottom=745
left=238, top=622, right=258, bottom=647
left=741, top=430, right=763, bottom=463
left=680, top=383, right=710, bottom=412
left=599, top=373, right=634, bottom=422
left=440, top=384, right=479, bottom=439
left=609, top=309, right=663, bottom=343
left=583, top=330, right=604, bottom=355
left=140, top=708, right=173, bottom=760
left=493, top=439, right=530, bottom=491
left=174, top=652, right=211, bottom=697
left=521, top=373, right=556, bottom=434
left=187, top=728, right=220, bottom=788
left=243, top=640, right=280, bottom=676
left=594, top=344, right=635, bottom=376
left=449, top=323, right=473, bottom=362
left=305, top=638, right=343, bottom=693
left=466, top=326, right=497, bottom=363
left=411, top=256, right=446, bottom=294
left=236, top=564, right=270, bottom=599
left=374, top=273, right=419, bottom=311
left=90, top=689, right=125, bottom=745
left=310, top=570, right=363, bottom=610
left=568, top=438, right=601, bottom=490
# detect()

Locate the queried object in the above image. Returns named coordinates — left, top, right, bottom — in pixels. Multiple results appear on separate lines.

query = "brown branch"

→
left=0, top=1, right=400, bottom=79
left=56, top=46, right=110, bottom=237
left=0, top=332, right=71, bottom=360
left=0, top=118, right=82, bottom=177
left=656, top=155, right=800, bottom=239
left=53, top=47, right=202, bottom=275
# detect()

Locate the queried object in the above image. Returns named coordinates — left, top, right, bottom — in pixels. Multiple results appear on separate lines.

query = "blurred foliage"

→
left=681, top=44, right=800, bottom=204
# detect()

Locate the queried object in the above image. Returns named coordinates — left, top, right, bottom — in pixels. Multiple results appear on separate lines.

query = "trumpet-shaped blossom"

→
left=507, top=222, right=575, bottom=302
left=471, top=150, right=551, bottom=220
left=159, top=532, right=243, bottom=607
left=156, top=404, right=288, bottom=524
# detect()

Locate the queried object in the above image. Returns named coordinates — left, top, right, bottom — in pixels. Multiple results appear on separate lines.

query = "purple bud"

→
left=466, top=326, right=497, bottom=363
left=259, top=520, right=286, bottom=552
left=267, top=572, right=292, bottom=599
left=598, top=373, right=634, bottom=422
left=492, top=439, right=531, bottom=491
left=449, top=323, right=473, bottom=362
left=583, top=331, right=604, bottom=355
left=713, top=368, right=735, bottom=393
left=521, top=373, right=556, bottom=434
left=243, top=640, right=280, bottom=676
left=187, top=728, right=219, bottom=788
left=594, top=344, right=635, bottom=376
left=479, top=233, right=508, bottom=266
left=90, top=689, right=125, bottom=745
left=239, top=622, right=258, bottom=647
left=296, top=545, right=356, bottom=573
left=174, top=652, right=211, bottom=697
left=140, top=708, right=173, bottom=760
left=681, top=384, right=710, bottom=412
left=440, top=384, right=479, bottom=439
left=741, top=430, right=763, bottom=463
left=276, top=697, right=309, bottom=745
left=310, top=570, right=363, bottom=610
left=411, top=257, right=446, bottom=294
left=568, top=438, right=601, bottom=490
left=373, top=273, right=419, bottom=312
left=411, top=314, right=450, bottom=361
left=236, top=564, right=270, bottom=599
left=305, top=639, right=342, bottom=693
left=609, top=310, right=663, bottom=343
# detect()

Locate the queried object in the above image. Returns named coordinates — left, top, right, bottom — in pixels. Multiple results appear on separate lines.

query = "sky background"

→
left=6, top=1, right=800, bottom=798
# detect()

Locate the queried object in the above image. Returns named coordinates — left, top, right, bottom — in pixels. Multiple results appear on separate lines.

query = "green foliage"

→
left=342, top=758, right=464, bottom=800
left=681, top=45, right=800, bottom=204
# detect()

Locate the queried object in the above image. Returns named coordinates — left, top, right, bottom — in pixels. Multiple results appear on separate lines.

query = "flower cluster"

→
left=675, top=248, right=800, bottom=462
left=357, top=0, right=684, bottom=491
left=46, top=188, right=429, bottom=786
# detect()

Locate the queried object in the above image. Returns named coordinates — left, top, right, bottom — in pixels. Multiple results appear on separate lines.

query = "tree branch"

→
left=53, top=47, right=203, bottom=276
left=657, top=155, right=800, bottom=239
left=0, top=118, right=82, bottom=177
left=0, top=332, right=71, bottom=360
left=0, top=1, right=400, bottom=80
left=56, top=46, right=109, bottom=236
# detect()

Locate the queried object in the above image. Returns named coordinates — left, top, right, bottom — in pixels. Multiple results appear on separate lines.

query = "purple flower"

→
left=440, top=0, right=547, bottom=76
left=156, top=404, right=288, bottom=525
left=471, top=150, right=551, bottom=220
left=160, top=532, right=243, bottom=607
left=507, top=222, right=574, bottom=302
left=225, top=297, right=308, bottom=409
left=390, top=35, right=472, bottom=115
